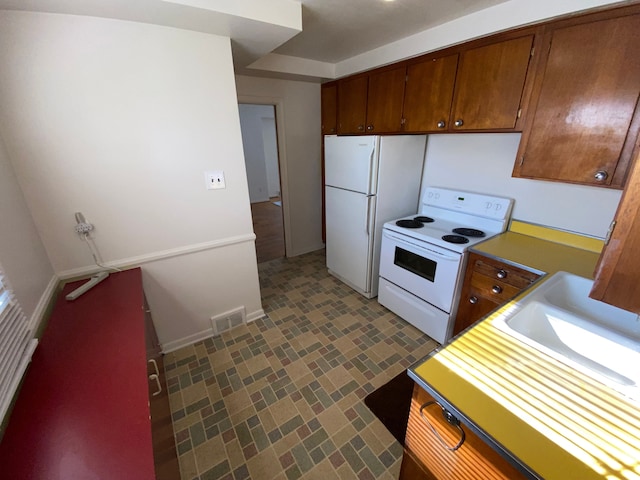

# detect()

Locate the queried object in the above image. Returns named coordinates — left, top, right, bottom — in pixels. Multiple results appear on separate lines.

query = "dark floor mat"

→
left=364, top=370, right=413, bottom=445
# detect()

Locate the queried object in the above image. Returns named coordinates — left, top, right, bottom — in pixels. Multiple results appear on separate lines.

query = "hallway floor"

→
left=164, top=249, right=438, bottom=479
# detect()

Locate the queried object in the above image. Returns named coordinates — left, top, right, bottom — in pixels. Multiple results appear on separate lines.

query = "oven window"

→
left=393, top=247, right=436, bottom=282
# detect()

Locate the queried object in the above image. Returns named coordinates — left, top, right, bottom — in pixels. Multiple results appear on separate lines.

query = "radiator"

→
left=0, top=270, right=38, bottom=424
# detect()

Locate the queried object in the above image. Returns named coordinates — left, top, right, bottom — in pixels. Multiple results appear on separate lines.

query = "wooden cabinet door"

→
left=454, top=288, right=500, bottom=336
left=365, top=65, right=406, bottom=133
left=451, top=35, right=534, bottom=131
left=321, top=83, right=337, bottom=135
left=590, top=145, right=640, bottom=313
left=404, top=384, right=527, bottom=480
left=337, top=75, right=368, bottom=134
left=514, top=13, right=640, bottom=187
left=403, top=54, right=458, bottom=132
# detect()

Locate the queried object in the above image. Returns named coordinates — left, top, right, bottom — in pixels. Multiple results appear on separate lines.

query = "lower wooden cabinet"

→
left=453, top=252, right=540, bottom=335
left=145, top=301, right=181, bottom=480
left=400, top=384, right=527, bottom=480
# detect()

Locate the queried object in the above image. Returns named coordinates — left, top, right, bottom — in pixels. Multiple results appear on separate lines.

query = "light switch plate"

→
left=205, top=171, right=225, bottom=190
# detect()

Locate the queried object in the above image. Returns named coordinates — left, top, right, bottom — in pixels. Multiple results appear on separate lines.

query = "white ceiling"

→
left=0, top=0, right=629, bottom=81
left=273, top=0, right=509, bottom=63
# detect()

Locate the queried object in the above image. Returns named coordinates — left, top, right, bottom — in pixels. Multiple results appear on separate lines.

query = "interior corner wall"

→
left=0, top=134, right=55, bottom=320
left=0, top=11, right=262, bottom=349
left=235, top=75, right=324, bottom=257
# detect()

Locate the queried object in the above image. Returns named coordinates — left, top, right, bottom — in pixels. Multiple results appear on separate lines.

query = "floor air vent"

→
left=211, top=307, right=246, bottom=336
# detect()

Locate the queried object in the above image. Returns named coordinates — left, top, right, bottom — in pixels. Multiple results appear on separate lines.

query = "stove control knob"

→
left=437, top=120, right=446, bottom=129
left=594, top=170, right=608, bottom=181
left=491, top=285, right=503, bottom=294
left=496, top=270, right=507, bottom=279
left=469, top=296, right=478, bottom=304
left=454, top=119, right=464, bottom=127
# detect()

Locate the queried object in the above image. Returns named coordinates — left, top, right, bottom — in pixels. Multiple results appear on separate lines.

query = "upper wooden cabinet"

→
left=451, top=35, right=534, bottom=131
left=337, top=65, right=406, bottom=134
left=342, top=34, right=535, bottom=135
left=513, top=8, right=640, bottom=188
left=590, top=144, right=640, bottom=313
left=366, top=66, right=407, bottom=133
left=403, top=54, right=458, bottom=132
left=337, top=75, right=368, bottom=134
left=321, top=82, right=337, bottom=135
left=320, top=83, right=338, bottom=135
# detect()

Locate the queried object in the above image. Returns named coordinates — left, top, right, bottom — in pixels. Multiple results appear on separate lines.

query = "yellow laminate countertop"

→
left=409, top=231, right=640, bottom=480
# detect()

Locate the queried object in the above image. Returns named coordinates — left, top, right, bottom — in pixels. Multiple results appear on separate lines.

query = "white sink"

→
left=493, top=272, right=640, bottom=400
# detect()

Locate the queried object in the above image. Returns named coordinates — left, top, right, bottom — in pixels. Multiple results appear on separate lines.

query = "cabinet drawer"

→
left=471, top=258, right=539, bottom=289
left=403, top=384, right=527, bottom=480
left=470, top=272, right=521, bottom=302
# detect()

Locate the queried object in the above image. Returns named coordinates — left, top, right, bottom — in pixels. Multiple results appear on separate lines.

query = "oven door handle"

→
left=383, top=231, right=459, bottom=261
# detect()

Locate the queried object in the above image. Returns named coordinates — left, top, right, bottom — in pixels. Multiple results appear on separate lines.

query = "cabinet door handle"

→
left=469, top=296, right=478, bottom=304
left=437, top=120, right=446, bottom=129
left=149, top=373, right=162, bottom=396
left=148, top=358, right=159, bottom=376
left=357, top=124, right=365, bottom=131
left=594, top=170, right=608, bottom=181
left=492, top=285, right=503, bottom=294
left=419, top=401, right=466, bottom=451
left=454, top=119, right=464, bottom=127
left=366, top=125, right=374, bottom=131
left=496, top=270, right=507, bottom=279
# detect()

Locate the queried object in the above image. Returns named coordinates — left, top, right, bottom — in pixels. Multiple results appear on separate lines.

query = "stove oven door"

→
left=379, top=230, right=464, bottom=313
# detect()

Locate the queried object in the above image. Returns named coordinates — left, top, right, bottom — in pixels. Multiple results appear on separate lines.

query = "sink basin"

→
left=493, top=272, right=640, bottom=400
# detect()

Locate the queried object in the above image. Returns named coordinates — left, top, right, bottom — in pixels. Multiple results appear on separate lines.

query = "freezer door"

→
left=325, top=186, right=376, bottom=294
left=324, top=135, right=378, bottom=195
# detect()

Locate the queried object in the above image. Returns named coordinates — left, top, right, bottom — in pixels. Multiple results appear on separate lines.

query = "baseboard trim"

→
left=57, top=233, right=257, bottom=279
left=29, top=274, right=60, bottom=337
left=161, top=308, right=266, bottom=353
left=287, top=244, right=325, bottom=258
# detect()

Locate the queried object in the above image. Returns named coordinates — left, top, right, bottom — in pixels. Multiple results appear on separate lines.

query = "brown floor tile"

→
left=166, top=249, right=437, bottom=479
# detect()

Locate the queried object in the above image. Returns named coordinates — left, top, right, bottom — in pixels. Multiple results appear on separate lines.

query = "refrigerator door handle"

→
left=365, top=197, right=371, bottom=235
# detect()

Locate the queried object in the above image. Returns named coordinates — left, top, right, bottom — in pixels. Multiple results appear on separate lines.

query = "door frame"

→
left=238, top=95, right=291, bottom=258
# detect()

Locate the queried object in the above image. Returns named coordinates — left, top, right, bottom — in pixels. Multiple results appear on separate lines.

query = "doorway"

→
left=239, top=103, right=286, bottom=263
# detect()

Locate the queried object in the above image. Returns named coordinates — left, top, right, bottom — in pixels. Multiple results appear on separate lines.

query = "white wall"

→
left=239, top=104, right=275, bottom=203
left=421, top=134, right=622, bottom=238
left=0, top=134, right=56, bottom=325
left=236, top=75, right=324, bottom=257
left=0, top=11, right=263, bottom=350
left=262, top=117, right=280, bottom=198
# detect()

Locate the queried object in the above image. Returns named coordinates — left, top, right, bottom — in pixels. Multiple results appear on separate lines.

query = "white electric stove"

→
left=378, top=187, right=514, bottom=343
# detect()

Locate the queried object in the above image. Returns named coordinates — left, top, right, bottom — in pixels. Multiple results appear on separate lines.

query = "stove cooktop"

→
left=383, top=187, right=515, bottom=253
left=385, top=215, right=495, bottom=252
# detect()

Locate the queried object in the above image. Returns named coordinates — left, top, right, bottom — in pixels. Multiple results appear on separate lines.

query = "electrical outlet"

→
left=205, top=171, right=225, bottom=190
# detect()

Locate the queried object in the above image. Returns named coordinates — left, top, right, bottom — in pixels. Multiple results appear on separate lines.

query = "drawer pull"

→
left=149, top=373, right=162, bottom=396
left=420, top=401, right=466, bottom=451
left=469, top=296, right=478, bottom=304
left=492, top=285, right=503, bottom=294
left=496, top=270, right=507, bottom=279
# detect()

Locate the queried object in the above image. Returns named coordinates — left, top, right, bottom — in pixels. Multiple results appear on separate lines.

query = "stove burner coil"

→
left=442, top=234, right=469, bottom=244
left=396, top=219, right=423, bottom=228
left=452, top=228, right=485, bottom=238
left=413, top=216, right=435, bottom=223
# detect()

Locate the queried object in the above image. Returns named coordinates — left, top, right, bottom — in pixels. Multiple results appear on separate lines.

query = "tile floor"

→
left=164, top=249, right=438, bottom=479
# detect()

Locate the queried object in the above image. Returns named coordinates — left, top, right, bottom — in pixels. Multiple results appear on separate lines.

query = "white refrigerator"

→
left=324, top=135, right=427, bottom=298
